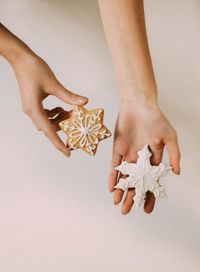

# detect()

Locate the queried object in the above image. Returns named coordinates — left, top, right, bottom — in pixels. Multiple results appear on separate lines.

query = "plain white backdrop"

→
left=0, top=0, right=199, bottom=271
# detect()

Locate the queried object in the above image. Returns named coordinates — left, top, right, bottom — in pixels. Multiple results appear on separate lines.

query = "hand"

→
left=109, top=101, right=181, bottom=214
left=12, top=53, right=88, bottom=157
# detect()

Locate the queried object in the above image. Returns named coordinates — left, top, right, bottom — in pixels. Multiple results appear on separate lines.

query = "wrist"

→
left=119, top=87, right=158, bottom=109
left=116, top=68, right=158, bottom=105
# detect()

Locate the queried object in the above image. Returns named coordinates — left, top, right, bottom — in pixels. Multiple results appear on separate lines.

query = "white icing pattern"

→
left=114, top=144, right=172, bottom=209
left=60, top=106, right=111, bottom=155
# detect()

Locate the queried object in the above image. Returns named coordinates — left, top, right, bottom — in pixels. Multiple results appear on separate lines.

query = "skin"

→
left=0, top=0, right=181, bottom=215
left=98, top=0, right=181, bottom=214
left=0, top=23, right=88, bottom=157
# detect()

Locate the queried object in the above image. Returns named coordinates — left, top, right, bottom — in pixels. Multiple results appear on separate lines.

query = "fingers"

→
left=44, top=107, right=72, bottom=131
left=54, top=83, right=88, bottom=106
left=49, top=110, right=72, bottom=124
left=164, top=135, right=181, bottom=175
left=44, top=107, right=64, bottom=118
left=108, top=151, right=123, bottom=192
left=113, top=188, right=124, bottom=205
left=113, top=150, right=138, bottom=213
left=121, top=189, right=135, bottom=214
left=144, top=191, right=156, bottom=214
left=149, top=143, right=164, bottom=165
left=114, top=149, right=158, bottom=215
left=27, top=104, right=70, bottom=157
left=143, top=143, right=157, bottom=213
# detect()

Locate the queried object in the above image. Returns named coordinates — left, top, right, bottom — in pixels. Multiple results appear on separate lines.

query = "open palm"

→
left=109, top=104, right=181, bottom=214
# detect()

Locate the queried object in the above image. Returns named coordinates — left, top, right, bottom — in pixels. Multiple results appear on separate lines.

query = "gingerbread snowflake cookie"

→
left=59, top=105, right=111, bottom=156
left=115, top=144, right=172, bottom=209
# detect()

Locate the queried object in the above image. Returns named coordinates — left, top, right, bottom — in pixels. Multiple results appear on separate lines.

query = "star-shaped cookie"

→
left=59, top=105, right=111, bottom=156
left=114, top=144, right=172, bottom=209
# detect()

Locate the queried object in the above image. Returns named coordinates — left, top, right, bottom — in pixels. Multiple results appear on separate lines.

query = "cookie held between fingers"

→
left=114, top=144, right=172, bottom=209
left=59, top=105, right=111, bottom=156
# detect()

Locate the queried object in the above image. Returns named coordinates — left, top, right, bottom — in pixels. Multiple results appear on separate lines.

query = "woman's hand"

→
left=0, top=23, right=88, bottom=157
left=98, top=0, right=181, bottom=214
left=12, top=53, right=88, bottom=157
left=109, top=101, right=181, bottom=214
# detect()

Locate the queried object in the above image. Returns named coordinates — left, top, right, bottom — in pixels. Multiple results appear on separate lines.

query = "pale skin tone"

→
left=98, top=0, right=181, bottom=214
left=0, top=0, right=181, bottom=215
left=0, top=23, right=88, bottom=157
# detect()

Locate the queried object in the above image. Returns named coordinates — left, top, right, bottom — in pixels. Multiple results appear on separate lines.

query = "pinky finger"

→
left=50, top=110, right=73, bottom=131
left=108, top=152, right=123, bottom=192
left=44, top=107, right=64, bottom=118
left=164, top=136, right=181, bottom=175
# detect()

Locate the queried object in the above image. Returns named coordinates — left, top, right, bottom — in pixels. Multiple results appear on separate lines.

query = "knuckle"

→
left=165, top=129, right=178, bottom=141
left=111, top=161, right=118, bottom=168
left=33, top=122, right=42, bottom=131
left=153, top=137, right=162, bottom=146
left=67, top=91, right=77, bottom=100
left=42, top=127, right=49, bottom=135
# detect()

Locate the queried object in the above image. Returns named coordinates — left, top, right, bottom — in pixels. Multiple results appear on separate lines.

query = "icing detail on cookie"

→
left=68, top=111, right=102, bottom=148
left=114, top=144, right=172, bottom=209
left=99, top=129, right=111, bottom=139
left=59, top=105, right=111, bottom=156
left=63, top=122, right=69, bottom=131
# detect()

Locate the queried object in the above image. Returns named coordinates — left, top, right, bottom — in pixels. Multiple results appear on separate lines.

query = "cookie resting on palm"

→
left=114, top=144, right=172, bottom=209
left=59, top=105, right=111, bottom=156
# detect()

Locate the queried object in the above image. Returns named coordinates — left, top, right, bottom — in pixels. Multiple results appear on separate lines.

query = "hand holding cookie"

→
left=0, top=23, right=88, bottom=158
left=59, top=105, right=111, bottom=156
left=13, top=54, right=88, bottom=157
left=109, top=103, right=181, bottom=215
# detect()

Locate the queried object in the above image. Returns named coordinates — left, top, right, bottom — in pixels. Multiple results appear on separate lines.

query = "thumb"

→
left=55, top=83, right=88, bottom=105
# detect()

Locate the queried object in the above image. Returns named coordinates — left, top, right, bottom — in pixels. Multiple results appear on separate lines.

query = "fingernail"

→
left=77, top=96, right=88, bottom=104
left=121, top=210, right=127, bottom=215
left=173, top=169, right=180, bottom=175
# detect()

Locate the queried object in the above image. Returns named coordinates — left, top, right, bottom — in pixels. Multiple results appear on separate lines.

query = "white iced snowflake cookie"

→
left=114, top=144, right=172, bottom=209
left=59, top=105, right=111, bottom=156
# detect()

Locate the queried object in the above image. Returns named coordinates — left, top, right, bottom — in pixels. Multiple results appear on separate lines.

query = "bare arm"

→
left=98, top=0, right=181, bottom=214
left=98, top=0, right=157, bottom=105
left=0, top=23, right=88, bottom=157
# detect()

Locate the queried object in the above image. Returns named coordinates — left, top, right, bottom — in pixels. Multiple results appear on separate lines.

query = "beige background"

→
left=0, top=0, right=199, bottom=271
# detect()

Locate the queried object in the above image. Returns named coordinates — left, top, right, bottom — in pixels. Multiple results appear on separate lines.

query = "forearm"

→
left=0, top=23, right=34, bottom=66
left=98, top=0, right=157, bottom=106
